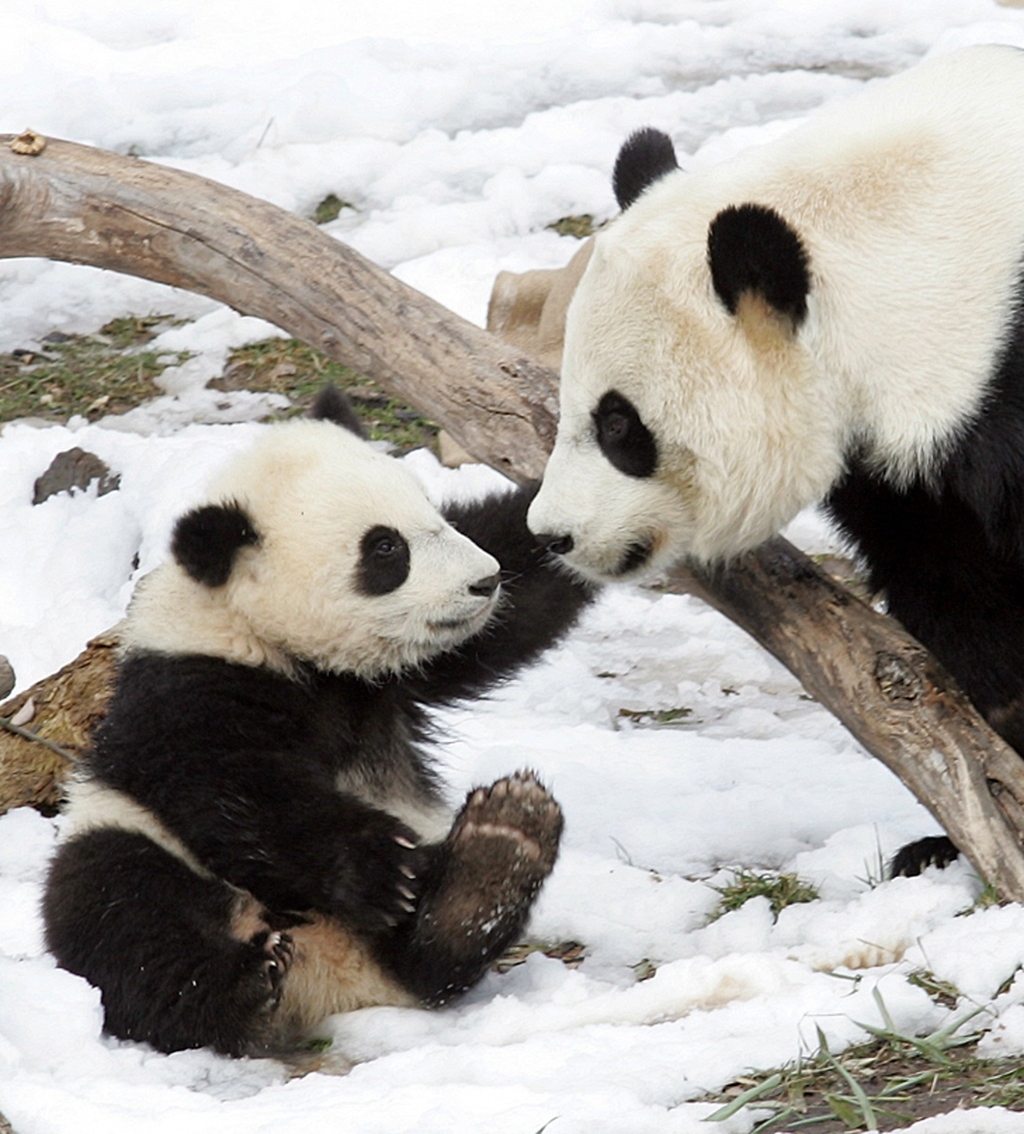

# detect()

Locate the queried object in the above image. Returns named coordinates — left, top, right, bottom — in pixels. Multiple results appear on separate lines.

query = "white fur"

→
left=63, top=778, right=212, bottom=878
left=529, top=45, right=1024, bottom=578
left=126, top=418, right=500, bottom=679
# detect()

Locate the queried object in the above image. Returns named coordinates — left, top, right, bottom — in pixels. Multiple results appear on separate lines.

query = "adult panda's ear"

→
left=613, top=128, right=679, bottom=210
left=707, top=204, right=811, bottom=327
left=171, top=502, right=260, bottom=588
left=310, top=384, right=366, bottom=438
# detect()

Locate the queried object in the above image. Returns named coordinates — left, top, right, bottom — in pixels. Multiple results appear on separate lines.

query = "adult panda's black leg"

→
left=377, top=770, right=563, bottom=1004
left=827, top=463, right=1024, bottom=878
left=43, top=828, right=293, bottom=1055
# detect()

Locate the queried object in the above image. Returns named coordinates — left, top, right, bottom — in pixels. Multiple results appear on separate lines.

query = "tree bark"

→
left=0, top=632, right=118, bottom=813
left=0, top=135, right=557, bottom=481
left=3, top=134, right=1024, bottom=896
left=665, top=547, right=1024, bottom=899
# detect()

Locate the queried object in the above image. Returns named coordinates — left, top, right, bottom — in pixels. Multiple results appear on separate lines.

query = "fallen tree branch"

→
left=0, top=713, right=79, bottom=763
left=0, top=631, right=118, bottom=813
left=3, top=134, right=1024, bottom=897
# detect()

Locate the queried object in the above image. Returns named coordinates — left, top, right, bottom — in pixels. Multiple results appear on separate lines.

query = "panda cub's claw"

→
left=328, top=813, right=427, bottom=932
left=253, top=929, right=293, bottom=1002
left=265, top=930, right=294, bottom=985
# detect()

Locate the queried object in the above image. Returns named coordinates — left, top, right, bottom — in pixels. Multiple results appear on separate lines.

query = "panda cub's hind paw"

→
left=454, top=769, right=563, bottom=877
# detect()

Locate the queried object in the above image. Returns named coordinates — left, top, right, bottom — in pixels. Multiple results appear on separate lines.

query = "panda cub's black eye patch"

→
left=592, top=390, right=658, bottom=478
left=357, top=525, right=411, bottom=596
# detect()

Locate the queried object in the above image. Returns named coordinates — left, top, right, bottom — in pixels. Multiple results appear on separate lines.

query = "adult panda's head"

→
left=528, top=128, right=846, bottom=582
left=125, top=395, right=501, bottom=679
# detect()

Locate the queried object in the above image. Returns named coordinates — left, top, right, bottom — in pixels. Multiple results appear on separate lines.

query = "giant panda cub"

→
left=526, top=45, right=1024, bottom=875
left=43, top=389, right=593, bottom=1056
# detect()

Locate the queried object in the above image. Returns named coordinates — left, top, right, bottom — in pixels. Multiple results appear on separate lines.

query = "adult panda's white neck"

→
left=122, top=562, right=297, bottom=676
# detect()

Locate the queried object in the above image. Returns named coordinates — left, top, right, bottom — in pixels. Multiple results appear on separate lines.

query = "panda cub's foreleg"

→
left=379, top=770, right=563, bottom=1004
left=43, top=828, right=294, bottom=1056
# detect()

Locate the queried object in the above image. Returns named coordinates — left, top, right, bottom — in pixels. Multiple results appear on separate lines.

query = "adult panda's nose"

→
left=469, top=572, right=501, bottom=598
left=534, top=532, right=574, bottom=557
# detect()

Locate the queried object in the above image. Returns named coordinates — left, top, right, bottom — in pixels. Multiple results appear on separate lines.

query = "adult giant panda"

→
left=43, top=390, right=593, bottom=1056
left=526, top=45, right=1024, bottom=875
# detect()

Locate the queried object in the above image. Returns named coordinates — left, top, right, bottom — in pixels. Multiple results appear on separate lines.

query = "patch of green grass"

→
left=311, top=193, right=354, bottom=225
left=617, top=706, right=693, bottom=726
left=218, top=337, right=440, bottom=451
left=906, top=969, right=961, bottom=1011
left=0, top=316, right=190, bottom=424
left=546, top=214, right=595, bottom=239
left=704, top=993, right=1011, bottom=1133
left=709, top=870, right=819, bottom=922
left=0, top=318, right=441, bottom=454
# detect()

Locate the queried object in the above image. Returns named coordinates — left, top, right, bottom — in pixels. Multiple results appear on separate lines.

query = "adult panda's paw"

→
left=889, top=835, right=960, bottom=878
left=327, top=811, right=427, bottom=933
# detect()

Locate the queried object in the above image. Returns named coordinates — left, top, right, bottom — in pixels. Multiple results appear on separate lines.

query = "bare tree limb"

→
left=2, top=134, right=1024, bottom=896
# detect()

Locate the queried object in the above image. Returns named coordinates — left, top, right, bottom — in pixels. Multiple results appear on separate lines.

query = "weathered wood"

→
left=3, top=133, right=1024, bottom=897
left=0, top=134, right=557, bottom=481
left=666, top=546, right=1024, bottom=900
left=0, top=632, right=118, bottom=813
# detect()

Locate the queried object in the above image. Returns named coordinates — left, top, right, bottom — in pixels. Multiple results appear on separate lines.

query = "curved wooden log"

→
left=2, top=133, right=1024, bottom=897
left=0, top=134, right=557, bottom=481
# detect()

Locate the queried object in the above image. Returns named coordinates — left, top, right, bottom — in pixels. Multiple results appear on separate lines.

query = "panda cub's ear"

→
left=171, top=502, right=260, bottom=588
left=706, top=203, right=811, bottom=327
left=613, top=128, right=679, bottom=211
left=310, top=384, right=367, bottom=438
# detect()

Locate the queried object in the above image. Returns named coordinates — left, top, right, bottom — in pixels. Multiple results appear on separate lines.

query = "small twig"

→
left=0, top=713, right=79, bottom=762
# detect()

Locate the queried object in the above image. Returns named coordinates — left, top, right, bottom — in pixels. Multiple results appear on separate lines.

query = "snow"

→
left=2, top=1, right=1024, bottom=1131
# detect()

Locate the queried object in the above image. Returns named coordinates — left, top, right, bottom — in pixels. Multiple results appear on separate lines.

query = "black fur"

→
left=43, top=829, right=292, bottom=1056
left=707, top=203, right=811, bottom=326
left=612, top=127, right=679, bottom=211
left=171, top=502, right=259, bottom=588
left=826, top=266, right=1024, bottom=876
left=44, top=482, right=594, bottom=1054
left=310, top=383, right=367, bottom=437
left=887, top=835, right=962, bottom=879
left=357, top=525, right=411, bottom=596
left=593, top=390, right=658, bottom=479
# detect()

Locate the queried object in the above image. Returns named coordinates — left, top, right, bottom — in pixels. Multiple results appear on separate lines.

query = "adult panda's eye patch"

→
left=357, top=525, right=411, bottom=595
left=592, top=390, right=658, bottom=478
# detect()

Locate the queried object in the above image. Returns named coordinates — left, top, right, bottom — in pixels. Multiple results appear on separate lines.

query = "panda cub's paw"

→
left=328, top=811, right=427, bottom=933
left=221, top=928, right=294, bottom=1049
left=420, top=770, right=563, bottom=948
left=454, top=770, right=563, bottom=877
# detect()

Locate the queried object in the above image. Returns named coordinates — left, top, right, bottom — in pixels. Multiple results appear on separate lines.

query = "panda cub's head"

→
left=125, top=396, right=501, bottom=679
left=528, top=127, right=842, bottom=581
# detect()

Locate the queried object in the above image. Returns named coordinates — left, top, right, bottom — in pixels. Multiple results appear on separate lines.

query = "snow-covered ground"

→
left=3, top=2, right=1024, bottom=1131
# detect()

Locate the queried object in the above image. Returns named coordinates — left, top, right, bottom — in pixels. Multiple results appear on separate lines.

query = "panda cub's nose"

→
left=469, top=572, right=501, bottom=598
left=535, top=532, right=574, bottom=556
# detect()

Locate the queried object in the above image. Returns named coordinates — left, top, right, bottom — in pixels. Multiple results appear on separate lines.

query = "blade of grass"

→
left=704, top=1072, right=785, bottom=1121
